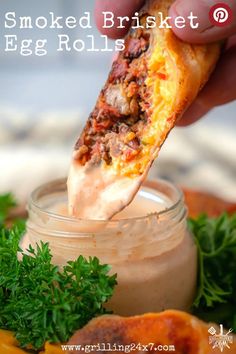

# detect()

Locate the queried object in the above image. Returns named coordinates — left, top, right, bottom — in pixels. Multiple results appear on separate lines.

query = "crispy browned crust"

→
left=67, top=310, right=236, bottom=354
left=149, top=0, right=221, bottom=109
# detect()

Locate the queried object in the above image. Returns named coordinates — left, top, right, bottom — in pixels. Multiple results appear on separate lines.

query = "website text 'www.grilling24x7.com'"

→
left=61, top=342, right=176, bottom=352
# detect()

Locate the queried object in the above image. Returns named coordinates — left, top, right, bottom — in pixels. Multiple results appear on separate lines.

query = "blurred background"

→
left=0, top=0, right=235, bottom=203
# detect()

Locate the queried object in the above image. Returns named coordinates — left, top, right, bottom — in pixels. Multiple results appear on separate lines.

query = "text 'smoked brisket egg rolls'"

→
left=68, top=0, right=221, bottom=220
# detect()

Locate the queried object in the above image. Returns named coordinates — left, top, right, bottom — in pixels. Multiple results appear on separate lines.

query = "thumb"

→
left=169, top=0, right=236, bottom=43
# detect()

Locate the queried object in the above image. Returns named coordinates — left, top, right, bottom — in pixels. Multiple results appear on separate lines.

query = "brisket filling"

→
left=75, top=16, right=152, bottom=166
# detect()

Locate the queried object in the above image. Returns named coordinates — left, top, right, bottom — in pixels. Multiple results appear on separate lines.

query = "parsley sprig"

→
left=1, top=192, right=236, bottom=347
left=0, top=193, right=16, bottom=225
left=189, top=213, right=236, bottom=330
left=0, top=194, right=117, bottom=350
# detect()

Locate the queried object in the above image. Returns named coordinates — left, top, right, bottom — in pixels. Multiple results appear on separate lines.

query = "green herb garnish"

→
left=0, top=192, right=16, bottom=225
left=0, top=195, right=117, bottom=350
left=1, top=192, right=236, bottom=348
left=189, top=213, right=236, bottom=330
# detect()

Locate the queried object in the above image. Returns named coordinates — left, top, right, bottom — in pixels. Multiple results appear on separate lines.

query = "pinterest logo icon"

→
left=209, top=3, right=233, bottom=27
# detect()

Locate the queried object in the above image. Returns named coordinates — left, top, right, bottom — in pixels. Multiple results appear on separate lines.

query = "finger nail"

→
left=172, top=0, right=213, bottom=32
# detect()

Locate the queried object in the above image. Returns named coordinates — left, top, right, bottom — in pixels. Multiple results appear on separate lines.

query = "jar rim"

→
left=28, top=177, right=184, bottom=225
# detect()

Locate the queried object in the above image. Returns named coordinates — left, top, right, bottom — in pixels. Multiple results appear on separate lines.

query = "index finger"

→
left=95, top=0, right=145, bottom=39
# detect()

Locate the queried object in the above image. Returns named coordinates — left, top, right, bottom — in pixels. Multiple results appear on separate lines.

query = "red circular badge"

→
left=209, top=3, right=233, bottom=27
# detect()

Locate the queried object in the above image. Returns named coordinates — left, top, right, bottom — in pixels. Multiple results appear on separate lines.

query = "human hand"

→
left=95, top=0, right=236, bottom=125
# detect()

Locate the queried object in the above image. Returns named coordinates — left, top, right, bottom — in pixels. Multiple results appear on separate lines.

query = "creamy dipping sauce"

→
left=22, top=178, right=197, bottom=316
left=67, top=161, right=146, bottom=220
left=52, top=187, right=171, bottom=220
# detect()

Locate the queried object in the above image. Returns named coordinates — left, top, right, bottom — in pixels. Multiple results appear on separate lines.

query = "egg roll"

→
left=67, top=0, right=221, bottom=220
left=67, top=310, right=236, bottom=354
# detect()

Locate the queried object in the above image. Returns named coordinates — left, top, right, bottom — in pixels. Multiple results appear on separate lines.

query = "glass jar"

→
left=21, top=178, right=197, bottom=316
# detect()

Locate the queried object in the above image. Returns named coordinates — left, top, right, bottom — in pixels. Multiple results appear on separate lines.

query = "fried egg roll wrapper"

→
left=67, top=310, right=236, bottom=354
left=68, top=0, right=221, bottom=220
